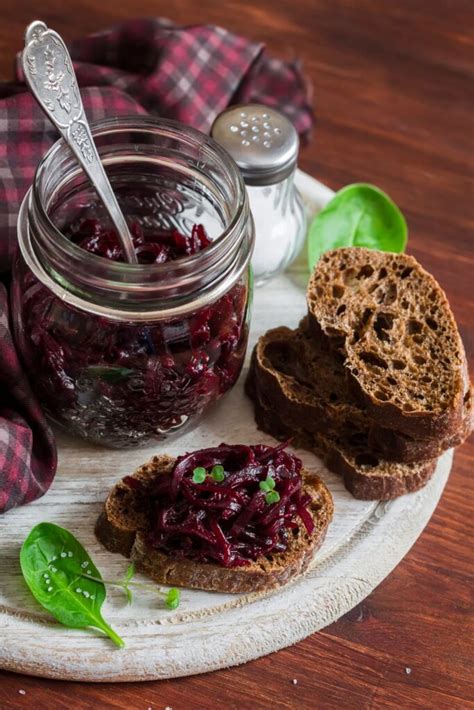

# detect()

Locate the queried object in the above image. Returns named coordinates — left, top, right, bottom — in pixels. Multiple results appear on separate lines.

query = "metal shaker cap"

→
left=211, top=104, right=298, bottom=186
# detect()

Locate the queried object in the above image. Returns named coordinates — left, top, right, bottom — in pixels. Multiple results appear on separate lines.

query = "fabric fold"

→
left=0, top=17, right=314, bottom=514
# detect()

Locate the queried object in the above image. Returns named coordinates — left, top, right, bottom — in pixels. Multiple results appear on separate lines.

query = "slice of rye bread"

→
left=95, top=455, right=334, bottom=594
left=246, top=366, right=438, bottom=500
left=247, top=324, right=473, bottom=464
left=306, top=248, right=469, bottom=438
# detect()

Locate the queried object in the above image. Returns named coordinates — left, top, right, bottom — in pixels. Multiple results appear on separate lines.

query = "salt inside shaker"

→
left=211, top=104, right=306, bottom=286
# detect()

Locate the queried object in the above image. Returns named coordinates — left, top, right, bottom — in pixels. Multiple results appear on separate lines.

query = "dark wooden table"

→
left=0, top=1, right=472, bottom=708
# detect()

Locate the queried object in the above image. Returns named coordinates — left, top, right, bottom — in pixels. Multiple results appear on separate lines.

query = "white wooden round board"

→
left=0, top=171, right=453, bottom=682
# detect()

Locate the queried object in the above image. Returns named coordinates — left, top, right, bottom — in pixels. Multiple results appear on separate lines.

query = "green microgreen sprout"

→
left=259, top=475, right=276, bottom=493
left=80, top=561, right=180, bottom=611
left=210, top=464, right=225, bottom=482
left=192, top=466, right=207, bottom=483
left=265, top=490, right=281, bottom=505
left=165, top=587, right=181, bottom=610
left=259, top=475, right=280, bottom=504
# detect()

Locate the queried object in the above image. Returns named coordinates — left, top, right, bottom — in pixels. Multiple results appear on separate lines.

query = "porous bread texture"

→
left=307, top=248, right=467, bottom=437
left=251, top=322, right=472, bottom=463
left=95, top=454, right=334, bottom=593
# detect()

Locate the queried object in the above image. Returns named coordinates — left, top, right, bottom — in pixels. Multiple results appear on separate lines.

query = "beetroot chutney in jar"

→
left=13, top=118, right=254, bottom=447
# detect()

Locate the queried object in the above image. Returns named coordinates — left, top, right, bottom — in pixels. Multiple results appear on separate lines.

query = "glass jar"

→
left=13, top=117, right=254, bottom=448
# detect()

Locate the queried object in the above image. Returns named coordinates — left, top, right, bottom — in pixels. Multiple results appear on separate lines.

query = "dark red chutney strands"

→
left=123, top=443, right=315, bottom=568
left=17, top=218, right=248, bottom=446
left=68, top=218, right=212, bottom=263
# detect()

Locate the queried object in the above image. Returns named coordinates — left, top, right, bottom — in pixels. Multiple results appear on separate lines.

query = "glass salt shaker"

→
left=212, top=104, right=306, bottom=286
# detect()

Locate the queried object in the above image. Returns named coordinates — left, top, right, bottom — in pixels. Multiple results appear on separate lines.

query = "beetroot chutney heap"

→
left=124, top=443, right=316, bottom=568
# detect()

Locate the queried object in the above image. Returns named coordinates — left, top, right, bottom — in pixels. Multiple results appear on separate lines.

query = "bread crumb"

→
left=405, top=667, right=412, bottom=675
left=18, top=689, right=26, bottom=695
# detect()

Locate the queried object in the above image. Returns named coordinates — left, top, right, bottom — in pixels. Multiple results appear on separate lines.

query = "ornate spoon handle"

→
left=22, top=21, right=138, bottom=264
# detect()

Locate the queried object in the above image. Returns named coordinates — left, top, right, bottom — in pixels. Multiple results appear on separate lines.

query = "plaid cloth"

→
left=0, top=17, right=314, bottom=514
left=0, top=285, right=57, bottom=513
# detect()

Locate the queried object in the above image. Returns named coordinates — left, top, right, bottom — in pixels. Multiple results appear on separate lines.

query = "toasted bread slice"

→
left=246, top=367, right=438, bottom=500
left=307, top=248, right=467, bottom=438
left=96, top=454, right=334, bottom=594
left=249, top=323, right=472, bottom=463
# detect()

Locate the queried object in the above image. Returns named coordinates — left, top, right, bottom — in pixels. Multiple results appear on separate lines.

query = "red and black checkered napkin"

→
left=0, top=17, right=314, bottom=513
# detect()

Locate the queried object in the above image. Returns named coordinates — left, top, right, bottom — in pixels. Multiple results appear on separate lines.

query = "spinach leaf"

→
left=20, top=522, right=124, bottom=648
left=307, top=183, right=407, bottom=270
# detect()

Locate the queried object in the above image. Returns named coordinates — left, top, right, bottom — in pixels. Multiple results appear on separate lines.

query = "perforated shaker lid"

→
left=211, top=104, right=299, bottom=186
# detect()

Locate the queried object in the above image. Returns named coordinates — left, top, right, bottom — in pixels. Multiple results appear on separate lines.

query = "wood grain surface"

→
left=0, top=0, right=472, bottom=708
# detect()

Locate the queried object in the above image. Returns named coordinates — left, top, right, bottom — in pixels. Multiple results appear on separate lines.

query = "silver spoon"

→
left=22, top=21, right=138, bottom=264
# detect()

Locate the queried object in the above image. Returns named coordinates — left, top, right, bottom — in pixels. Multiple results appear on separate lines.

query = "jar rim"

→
left=19, top=116, right=254, bottom=320
left=32, top=116, right=246, bottom=275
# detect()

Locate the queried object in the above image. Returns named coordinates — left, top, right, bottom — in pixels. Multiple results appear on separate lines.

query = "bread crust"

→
left=250, top=325, right=472, bottom=464
left=247, top=370, right=438, bottom=501
left=95, top=455, right=334, bottom=594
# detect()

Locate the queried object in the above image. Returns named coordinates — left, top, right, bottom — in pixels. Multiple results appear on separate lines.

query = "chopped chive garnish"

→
left=165, top=587, right=181, bottom=610
left=192, top=467, right=206, bottom=483
left=265, top=490, right=280, bottom=505
left=211, top=465, right=225, bottom=482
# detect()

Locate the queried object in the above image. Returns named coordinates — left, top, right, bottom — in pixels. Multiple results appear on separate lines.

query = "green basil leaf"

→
left=307, top=183, right=407, bottom=270
left=20, top=523, right=124, bottom=648
left=85, top=366, right=135, bottom=384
